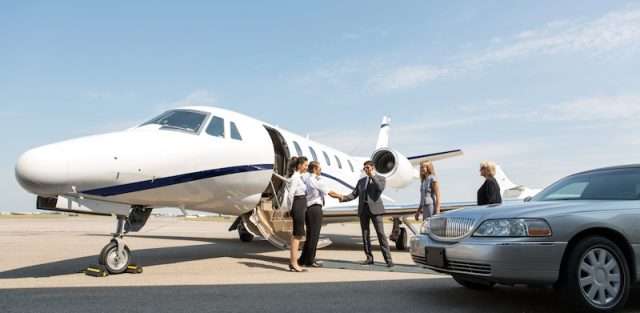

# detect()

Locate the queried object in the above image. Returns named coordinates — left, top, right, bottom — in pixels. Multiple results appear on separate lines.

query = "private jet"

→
left=14, top=106, right=522, bottom=274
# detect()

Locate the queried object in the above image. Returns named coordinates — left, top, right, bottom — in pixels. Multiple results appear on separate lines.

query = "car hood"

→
left=442, top=201, right=604, bottom=220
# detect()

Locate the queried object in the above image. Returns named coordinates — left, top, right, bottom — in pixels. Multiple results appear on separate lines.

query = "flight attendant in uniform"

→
left=299, top=161, right=334, bottom=268
left=286, top=156, right=309, bottom=272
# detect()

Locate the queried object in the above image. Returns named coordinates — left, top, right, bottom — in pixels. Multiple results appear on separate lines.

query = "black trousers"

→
left=300, top=204, right=323, bottom=266
left=360, top=203, right=392, bottom=263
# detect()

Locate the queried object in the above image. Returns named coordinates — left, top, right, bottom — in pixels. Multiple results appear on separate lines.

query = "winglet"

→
left=376, top=116, right=391, bottom=149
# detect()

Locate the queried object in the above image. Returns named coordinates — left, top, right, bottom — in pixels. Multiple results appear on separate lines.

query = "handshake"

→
left=328, top=191, right=343, bottom=202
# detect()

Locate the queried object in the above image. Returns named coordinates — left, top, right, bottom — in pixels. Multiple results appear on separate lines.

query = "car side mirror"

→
left=524, top=196, right=533, bottom=202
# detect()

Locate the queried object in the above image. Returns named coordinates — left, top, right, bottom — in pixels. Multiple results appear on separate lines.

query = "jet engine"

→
left=370, top=148, right=416, bottom=189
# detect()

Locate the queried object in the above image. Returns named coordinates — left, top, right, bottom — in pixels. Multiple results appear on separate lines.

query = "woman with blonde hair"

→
left=415, top=161, right=441, bottom=221
left=477, top=161, right=502, bottom=205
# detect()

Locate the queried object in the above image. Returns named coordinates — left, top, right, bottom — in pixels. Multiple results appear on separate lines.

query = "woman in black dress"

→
left=477, top=161, right=502, bottom=205
left=285, top=156, right=309, bottom=272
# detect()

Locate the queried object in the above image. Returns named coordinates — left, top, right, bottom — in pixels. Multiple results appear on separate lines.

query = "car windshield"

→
left=532, top=168, right=640, bottom=201
left=140, top=110, right=207, bottom=134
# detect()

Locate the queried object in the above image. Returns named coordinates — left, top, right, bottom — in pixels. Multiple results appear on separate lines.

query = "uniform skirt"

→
left=290, top=196, right=307, bottom=237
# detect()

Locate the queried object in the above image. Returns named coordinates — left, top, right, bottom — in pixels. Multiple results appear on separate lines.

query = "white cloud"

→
left=367, top=65, right=449, bottom=90
left=172, top=89, right=217, bottom=108
left=544, top=95, right=640, bottom=121
left=468, top=8, right=640, bottom=66
left=370, top=7, right=640, bottom=91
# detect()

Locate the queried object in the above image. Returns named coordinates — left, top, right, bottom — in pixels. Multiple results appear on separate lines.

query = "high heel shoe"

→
left=288, top=264, right=306, bottom=272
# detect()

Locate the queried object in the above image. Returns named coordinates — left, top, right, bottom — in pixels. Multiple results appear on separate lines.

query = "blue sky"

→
left=2, top=1, right=640, bottom=211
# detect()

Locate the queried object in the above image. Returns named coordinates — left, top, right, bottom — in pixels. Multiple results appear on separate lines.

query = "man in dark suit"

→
left=330, top=160, right=394, bottom=267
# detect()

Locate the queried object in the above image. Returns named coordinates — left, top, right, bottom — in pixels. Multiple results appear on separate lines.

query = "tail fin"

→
left=376, top=116, right=391, bottom=149
left=494, top=164, right=518, bottom=191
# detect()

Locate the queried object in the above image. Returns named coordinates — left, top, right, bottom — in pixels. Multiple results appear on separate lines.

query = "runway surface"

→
left=2, top=215, right=640, bottom=313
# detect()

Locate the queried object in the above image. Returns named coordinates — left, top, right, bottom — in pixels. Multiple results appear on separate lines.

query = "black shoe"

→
left=309, top=262, right=323, bottom=268
left=360, top=259, right=374, bottom=265
left=386, top=262, right=395, bottom=268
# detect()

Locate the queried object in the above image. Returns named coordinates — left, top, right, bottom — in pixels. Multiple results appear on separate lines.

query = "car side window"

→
left=322, top=151, right=331, bottom=166
left=309, top=146, right=318, bottom=162
left=230, top=121, right=242, bottom=140
left=293, top=141, right=303, bottom=157
left=206, top=116, right=225, bottom=138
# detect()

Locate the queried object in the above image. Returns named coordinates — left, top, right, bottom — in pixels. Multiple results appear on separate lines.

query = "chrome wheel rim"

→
left=106, top=247, right=128, bottom=272
left=578, top=247, right=621, bottom=307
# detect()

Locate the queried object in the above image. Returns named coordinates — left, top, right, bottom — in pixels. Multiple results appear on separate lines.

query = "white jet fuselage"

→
left=15, top=106, right=362, bottom=216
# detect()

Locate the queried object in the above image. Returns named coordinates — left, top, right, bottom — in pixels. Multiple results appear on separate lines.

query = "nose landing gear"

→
left=99, top=215, right=132, bottom=274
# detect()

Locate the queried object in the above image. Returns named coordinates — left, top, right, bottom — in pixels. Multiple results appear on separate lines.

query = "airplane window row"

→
left=292, top=140, right=354, bottom=173
left=206, top=116, right=242, bottom=141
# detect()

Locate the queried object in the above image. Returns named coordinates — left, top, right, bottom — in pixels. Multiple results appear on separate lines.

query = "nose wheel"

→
left=98, top=215, right=133, bottom=274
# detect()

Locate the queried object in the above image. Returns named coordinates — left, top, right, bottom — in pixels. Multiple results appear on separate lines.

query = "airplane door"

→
left=263, top=125, right=290, bottom=204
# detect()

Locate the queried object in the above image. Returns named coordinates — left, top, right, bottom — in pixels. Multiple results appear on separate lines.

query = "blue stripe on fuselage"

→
left=82, top=164, right=274, bottom=197
left=321, top=172, right=356, bottom=190
left=80, top=164, right=357, bottom=197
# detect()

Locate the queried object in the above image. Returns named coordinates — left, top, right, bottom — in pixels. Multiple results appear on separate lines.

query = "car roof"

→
left=571, top=164, right=640, bottom=176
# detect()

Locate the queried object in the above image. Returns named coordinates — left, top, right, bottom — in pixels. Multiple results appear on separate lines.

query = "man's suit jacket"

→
left=341, top=174, right=386, bottom=216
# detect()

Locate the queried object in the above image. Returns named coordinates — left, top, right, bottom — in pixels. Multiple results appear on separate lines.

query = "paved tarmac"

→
left=2, top=215, right=640, bottom=313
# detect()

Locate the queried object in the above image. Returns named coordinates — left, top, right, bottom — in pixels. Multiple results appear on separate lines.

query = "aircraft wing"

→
left=407, top=149, right=463, bottom=166
left=321, top=200, right=476, bottom=221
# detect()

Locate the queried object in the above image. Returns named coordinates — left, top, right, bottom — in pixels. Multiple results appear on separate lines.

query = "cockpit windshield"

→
left=140, top=110, right=208, bottom=134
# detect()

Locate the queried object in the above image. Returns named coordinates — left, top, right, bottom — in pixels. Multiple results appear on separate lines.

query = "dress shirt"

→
left=304, top=173, right=330, bottom=207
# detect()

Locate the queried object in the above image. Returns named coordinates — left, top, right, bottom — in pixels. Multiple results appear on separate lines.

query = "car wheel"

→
left=561, top=236, right=630, bottom=313
left=452, top=275, right=495, bottom=290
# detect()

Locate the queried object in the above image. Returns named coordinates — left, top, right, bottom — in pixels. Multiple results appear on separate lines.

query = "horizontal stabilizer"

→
left=407, top=149, right=463, bottom=166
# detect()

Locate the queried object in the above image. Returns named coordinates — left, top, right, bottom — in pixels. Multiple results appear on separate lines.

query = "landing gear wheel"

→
left=452, top=275, right=495, bottom=290
left=560, top=236, right=630, bottom=313
left=395, top=227, right=408, bottom=251
left=99, top=241, right=131, bottom=274
left=238, top=223, right=254, bottom=242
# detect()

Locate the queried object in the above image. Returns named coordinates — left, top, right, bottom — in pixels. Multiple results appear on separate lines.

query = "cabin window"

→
left=322, top=151, right=331, bottom=166
left=308, top=146, right=318, bottom=162
left=230, top=121, right=242, bottom=140
left=347, top=160, right=355, bottom=172
left=334, top=156, right=343, bottom=169
left=293, top=141, right=303, bottom=157
left=205, top=116, right=225, bottom=138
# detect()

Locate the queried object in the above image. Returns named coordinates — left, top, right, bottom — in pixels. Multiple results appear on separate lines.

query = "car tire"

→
left=452, top=275, right=495, bottom=290
left=560, top=236, right=630, bottom=313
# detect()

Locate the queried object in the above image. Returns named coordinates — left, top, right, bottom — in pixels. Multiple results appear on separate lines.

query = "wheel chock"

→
left=84, top=265, right=109, bottom=277
left=126, top=264, right=143, bottom=274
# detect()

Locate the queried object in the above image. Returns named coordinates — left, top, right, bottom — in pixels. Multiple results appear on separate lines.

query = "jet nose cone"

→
left=15, top=145, right=69, bottom=196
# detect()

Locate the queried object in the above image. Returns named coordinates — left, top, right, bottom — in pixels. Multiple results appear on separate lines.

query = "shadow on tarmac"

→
left=2, top=278, right=640, bottom=313
left=0, top=232, right=403, bottom=279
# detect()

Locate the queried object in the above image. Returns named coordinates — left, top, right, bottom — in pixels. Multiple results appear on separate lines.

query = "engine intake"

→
left=371, top=148, right=416, bottom=189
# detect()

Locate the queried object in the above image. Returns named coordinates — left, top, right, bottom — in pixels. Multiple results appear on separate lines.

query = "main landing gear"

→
left=390, top=217, right=417, bottom=251
left=99, top=215, right=132, bottom=274
left=238, top=222, right=255, bottom=242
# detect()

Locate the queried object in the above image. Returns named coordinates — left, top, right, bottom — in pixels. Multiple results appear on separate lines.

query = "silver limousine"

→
left=410, top=164, right=640, bottom=313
